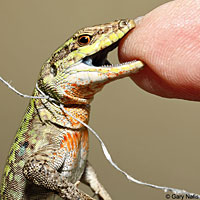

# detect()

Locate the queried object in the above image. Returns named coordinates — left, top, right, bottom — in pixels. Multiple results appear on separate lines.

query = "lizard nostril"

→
left=119, top=20, right=128, bottom=27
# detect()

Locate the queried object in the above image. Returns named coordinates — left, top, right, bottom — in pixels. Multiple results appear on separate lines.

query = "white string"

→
left=1, top=75, right=200, bottom=197
left=0, top=77, right=49, bottom=99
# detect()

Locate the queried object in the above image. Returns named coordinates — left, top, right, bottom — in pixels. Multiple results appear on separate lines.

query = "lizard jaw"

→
left=82, top=41, right=119, bottom=67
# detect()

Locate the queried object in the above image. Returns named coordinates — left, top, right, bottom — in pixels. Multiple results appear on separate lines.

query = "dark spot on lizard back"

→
left=23, top=141, right=29, bottom=148
left=15, top=136, right=19, bottom=142
left=9, top=149, right=14, bottom=157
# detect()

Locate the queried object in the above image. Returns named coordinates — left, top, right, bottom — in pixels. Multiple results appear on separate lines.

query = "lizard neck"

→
left=33, top=88, right=91, bottom=129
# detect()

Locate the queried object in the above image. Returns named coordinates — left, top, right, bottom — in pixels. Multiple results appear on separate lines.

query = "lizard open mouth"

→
left=82, top=41, right=119, bottom=67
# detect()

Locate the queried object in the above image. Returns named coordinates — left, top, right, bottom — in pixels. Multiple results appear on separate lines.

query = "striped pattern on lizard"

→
left=0, top=19, right=144, bottom=200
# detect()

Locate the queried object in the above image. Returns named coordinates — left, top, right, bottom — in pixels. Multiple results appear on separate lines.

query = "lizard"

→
left=0, top=19, right=144, bottom=200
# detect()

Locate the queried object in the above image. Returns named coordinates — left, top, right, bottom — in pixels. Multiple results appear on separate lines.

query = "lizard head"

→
left=37, top=19, right=143, bottom=104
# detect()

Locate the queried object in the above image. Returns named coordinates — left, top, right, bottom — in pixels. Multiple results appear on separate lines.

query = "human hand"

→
left=118, top=0, right=200, bottom=101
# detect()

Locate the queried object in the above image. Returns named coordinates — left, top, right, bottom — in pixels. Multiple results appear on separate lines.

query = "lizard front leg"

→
left=23, top=149, right=95, bottom=200
left=81, top=161, right=112, bottom=200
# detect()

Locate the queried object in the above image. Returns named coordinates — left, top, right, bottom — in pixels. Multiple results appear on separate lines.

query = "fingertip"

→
left=118, top=0, right=200, bottom=101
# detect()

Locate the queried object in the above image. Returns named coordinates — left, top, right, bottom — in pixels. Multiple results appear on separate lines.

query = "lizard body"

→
left=0, top=19, right=143, bottom=199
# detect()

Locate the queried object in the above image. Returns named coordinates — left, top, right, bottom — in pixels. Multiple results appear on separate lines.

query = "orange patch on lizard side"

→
left=67, top=133, right=74, bottom=151
left=60, top=142, right=64, bottom=149
left=71, top=83, right=77, bottom=87
left=76, top=132, right=82, bottom=143
left=73, top=151, right=77, bottom=159
left=63, top=135, right=68, bottom=142
left=72, top=134, right=78, bottom=148
left=82, top=130, right=89, bottom=151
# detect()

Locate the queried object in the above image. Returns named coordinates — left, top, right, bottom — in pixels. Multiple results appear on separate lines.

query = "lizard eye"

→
left=50, top=64, right=57, bottom=76
left=78, top=35, right=92, bottom=46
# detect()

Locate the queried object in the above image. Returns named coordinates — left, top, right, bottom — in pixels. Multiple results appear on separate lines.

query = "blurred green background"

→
left=0, top=0, right=199, bottom=199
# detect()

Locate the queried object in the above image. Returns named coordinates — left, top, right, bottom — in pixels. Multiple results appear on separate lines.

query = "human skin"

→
left=118, top=0, right=200, bottom=101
